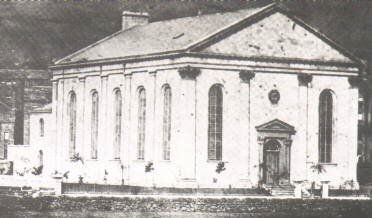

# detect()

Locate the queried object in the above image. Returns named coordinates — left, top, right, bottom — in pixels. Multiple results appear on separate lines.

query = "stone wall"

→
left=0, top=196, right=371, bottom=218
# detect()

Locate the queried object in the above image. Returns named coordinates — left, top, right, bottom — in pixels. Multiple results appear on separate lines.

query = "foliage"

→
left=78, top=175, right=84, bottom=184
left=215, top=162, right=226, bottom=174
left=31, top=165, right=43, bottom=176
left=145, top=162, right=154, bottom=173
left=310, top=163, right=326, bottom=174
left=63, top=171, right=70, bottom=179
left=71, top=153, right=84, bottom=164
left=103, top=169, right=108, bottom=182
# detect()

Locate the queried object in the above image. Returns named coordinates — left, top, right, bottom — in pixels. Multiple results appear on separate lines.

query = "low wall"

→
left=0, top=175, right=59, bottom=190
left=0, top=196, right=370, bottom=217
left=62, top=183, right=269, bottom=196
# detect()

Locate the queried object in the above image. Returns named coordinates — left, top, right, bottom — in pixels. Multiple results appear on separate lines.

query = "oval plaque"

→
left=268, top=89, right=280, bottom=104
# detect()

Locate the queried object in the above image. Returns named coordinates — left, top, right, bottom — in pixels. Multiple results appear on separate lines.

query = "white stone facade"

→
left=45, top=5, right=362, bottom=189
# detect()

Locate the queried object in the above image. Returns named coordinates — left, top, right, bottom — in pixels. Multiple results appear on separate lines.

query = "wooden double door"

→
left=263, top=139, right=289, bottom=185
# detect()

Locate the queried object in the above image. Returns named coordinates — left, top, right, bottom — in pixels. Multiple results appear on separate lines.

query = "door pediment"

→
left=256, top=119, right=295, bottom=134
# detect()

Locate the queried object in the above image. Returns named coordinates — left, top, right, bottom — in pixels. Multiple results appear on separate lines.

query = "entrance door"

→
left=263, top=139, right=280, bottom=185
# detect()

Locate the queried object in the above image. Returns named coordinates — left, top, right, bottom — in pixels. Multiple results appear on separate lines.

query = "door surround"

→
left=256, top=119, right=295, bottom=186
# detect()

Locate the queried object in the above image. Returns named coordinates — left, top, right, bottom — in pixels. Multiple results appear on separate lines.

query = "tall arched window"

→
left=68, top=91, right=76, bottom=158
left=319, top=89, right=333, bottom=163
left=162, top=85, right=172, bottom=160
left=208, top=84, right=223, bottom=160
left=137, top=88, right=146, bottom=160
left=91, top=91, right=99, bottom=159
left=39, top=118, right=44, bottom=137
left=113, top=89, right=122, bottom=159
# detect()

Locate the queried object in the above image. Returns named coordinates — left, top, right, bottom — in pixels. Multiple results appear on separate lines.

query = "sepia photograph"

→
left=0, top=0, right=371, bottom=217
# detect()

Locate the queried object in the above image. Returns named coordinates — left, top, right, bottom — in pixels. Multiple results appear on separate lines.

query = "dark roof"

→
left=57, top=6, right=268, bottom=64
left=56, top=3, right=361, bottom=67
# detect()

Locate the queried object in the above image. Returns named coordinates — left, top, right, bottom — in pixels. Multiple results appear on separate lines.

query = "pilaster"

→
left=297, top=73, right=312, bottom=181
left=56, top=79, right=65, bottom=171
left=123, top=72, right=132, bottom=184
left=51, top=79, right=58, bottom=172
left=77, top=77, right=86, bottom=159
left=148, top=70, right=157, bottom=186
left=239, top=70, right=255, bottom=183
left=99, top=73, right=109, bottom=172
left=177, top=66, right=199, bottom=180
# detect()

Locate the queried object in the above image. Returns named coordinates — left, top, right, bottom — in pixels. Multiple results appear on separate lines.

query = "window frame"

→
left=207, top=84, right=223, bottom=161
left=113, top=88, right=122, bottom=160
left=68, top=91, right=77, bottom=159
left=318, top=89, right=334, bottom=163
left=162, top=85, right=172, bottom=161
left=91, top=90, right=99, bottom=159
left=137, top=87, right=146, bottom=160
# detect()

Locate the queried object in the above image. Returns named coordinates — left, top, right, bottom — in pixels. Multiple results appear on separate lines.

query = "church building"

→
left=46, top=3, right=363, bottom=189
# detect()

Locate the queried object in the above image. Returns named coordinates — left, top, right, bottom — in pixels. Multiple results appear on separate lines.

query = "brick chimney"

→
left=122, top=11, right=149, bottom=31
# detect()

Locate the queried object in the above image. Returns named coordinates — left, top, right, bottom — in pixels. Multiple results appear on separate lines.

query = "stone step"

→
left=270, top=185, right=295, bottom=196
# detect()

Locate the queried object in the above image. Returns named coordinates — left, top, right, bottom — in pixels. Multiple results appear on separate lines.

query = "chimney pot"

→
left=122, top=11, right=149, bottom=31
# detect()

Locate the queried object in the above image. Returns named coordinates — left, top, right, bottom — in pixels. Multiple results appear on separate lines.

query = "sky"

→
left=0, top=0, right=370, bottom=70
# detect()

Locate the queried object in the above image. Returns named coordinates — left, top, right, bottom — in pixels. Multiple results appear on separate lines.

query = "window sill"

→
left=207, top=160, right=223, bottom=163
left=109, top=159, right=121, bottom=162
left=318, top=163, right=338, bottom=166
left=159, top=160, right=171, bottom=163
left=85, top=159, right=99, bottom=162
left=132, top=159, right=145, bottom=163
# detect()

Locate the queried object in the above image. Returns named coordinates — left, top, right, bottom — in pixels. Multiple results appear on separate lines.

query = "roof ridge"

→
left=185, top=3, right=277, bottom=51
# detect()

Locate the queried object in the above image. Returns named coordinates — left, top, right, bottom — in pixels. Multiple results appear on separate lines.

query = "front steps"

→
left=269, top=184, right=295, bottom=196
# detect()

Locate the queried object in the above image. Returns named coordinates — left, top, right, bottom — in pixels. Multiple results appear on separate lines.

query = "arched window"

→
left=137, top=88, right=146, bottom=160
left=319, top=90, right=333, bottom=163
left=91, top=91, right=99, bottom=159
left=68, top=91, right=77, bottom=158
left=39, top=118, right=44, bottom=137
left=162, top=85, right=172, bottom=160
left=208, top=84, right=223, bottom=160
left=113, top=89, right=122, bottom=159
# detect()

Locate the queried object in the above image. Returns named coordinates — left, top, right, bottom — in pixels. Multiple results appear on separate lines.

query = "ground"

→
left=0, top=194, right=371, bottom=218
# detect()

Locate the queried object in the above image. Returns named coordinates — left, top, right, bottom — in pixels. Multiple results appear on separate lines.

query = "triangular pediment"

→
left=195, top=11, right=356, bottom=64
left=256, top=119, right=295, bottom=134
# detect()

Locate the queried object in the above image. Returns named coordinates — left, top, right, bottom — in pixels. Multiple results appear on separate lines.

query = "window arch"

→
left=162, top=85, right=172, bottom=160
left=68, top=91, right=77, bottom=158
left=113, top=89, right=122, bottom=159
left=39, top=118, right=44, bottom=137
left=91, top=91, right=99, bottom=159
left=208, top=84, right=223, bottom=160
left=319, top=89, right=334, bottom=163
left=137, top=87, right=146, bottom=160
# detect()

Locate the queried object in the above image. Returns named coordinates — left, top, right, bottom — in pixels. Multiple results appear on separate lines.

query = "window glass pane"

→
left=162, top=86, right=171, bottom=160
left=319, top=90, right=333, bottom=163
left=69, top=92, right=76, bottom=158
left=114, top=89, right=122, bottom=159
left=208, top=85, right=223, bottom=160
left=137, top=88, right=146, bottom=160
left=91, top=91, right=99, bottom=159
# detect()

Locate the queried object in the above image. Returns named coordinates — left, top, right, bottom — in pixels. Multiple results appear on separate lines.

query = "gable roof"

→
left=55, top=3, right=362, bottom=68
